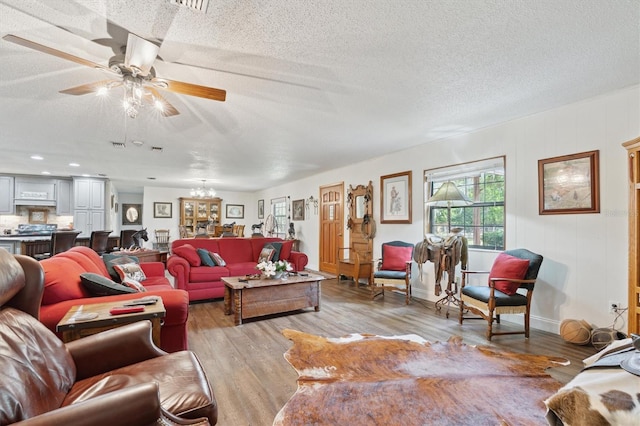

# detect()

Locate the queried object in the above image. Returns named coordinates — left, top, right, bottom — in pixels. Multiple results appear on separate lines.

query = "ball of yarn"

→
left=559, top=319, right=592, bottom=345
left=590, top=327, right=627, bottom=351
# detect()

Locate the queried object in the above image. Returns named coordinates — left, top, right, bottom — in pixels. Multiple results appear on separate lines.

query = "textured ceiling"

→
left=0, top=0, right=638, bottom=193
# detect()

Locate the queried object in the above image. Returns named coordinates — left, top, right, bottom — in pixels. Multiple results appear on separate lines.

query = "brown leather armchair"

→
left=0, top=249, right=217, bottom=425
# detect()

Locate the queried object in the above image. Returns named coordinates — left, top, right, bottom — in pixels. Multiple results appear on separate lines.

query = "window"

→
left=425, top=156, right=505, bottom=250
left=270, top=197, right=288, bottom=238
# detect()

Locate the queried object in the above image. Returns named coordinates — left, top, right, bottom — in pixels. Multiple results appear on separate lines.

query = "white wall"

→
left=254, top=85, right=640, bottom=334
left=140, top=187, right=256, bottom=249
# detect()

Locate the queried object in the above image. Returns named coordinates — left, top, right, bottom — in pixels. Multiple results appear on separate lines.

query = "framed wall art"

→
left=258, top=199, right=264, bottom=219
left=153, top=202, right=172, bottom=218
left=28, top=209, right=48, bottom=224
left=226, top=204, right=245, bottom=219
left=122, top=204, right=142, bottom=225
left=380, top=170, right=412, bottom=224
left=538, top=150, right=600, bottom=215
left=292, top=199, right=305, bottom=221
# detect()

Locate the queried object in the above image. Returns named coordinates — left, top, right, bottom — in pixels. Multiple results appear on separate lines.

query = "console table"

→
left=110, top=249, right=168, bottom=265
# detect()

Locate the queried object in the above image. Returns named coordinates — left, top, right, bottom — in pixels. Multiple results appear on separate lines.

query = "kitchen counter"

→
left=0, top=235, right=120, bottom=257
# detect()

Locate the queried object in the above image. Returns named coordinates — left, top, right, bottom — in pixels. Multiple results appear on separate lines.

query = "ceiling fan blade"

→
left=124, top=33, right=159, bottom=76
left=3, top=34, right=111, bottom=72
left=59, top=80, right=121, bottom=96
left=156, top=78, right=226, bottom=102
left=146, top=87, right=180, bottom=117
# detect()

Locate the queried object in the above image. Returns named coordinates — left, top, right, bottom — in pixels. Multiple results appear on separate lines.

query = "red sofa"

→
left=167, top=237, right=309, bottom=302
left=39, top=246, right=189, bottom=353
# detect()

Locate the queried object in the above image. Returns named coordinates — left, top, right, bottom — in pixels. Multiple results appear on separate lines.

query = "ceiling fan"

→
left=3, top=33, right=226, bottom=118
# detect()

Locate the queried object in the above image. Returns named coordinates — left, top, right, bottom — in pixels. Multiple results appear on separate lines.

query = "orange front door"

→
left=319, top=182, right=343, bottom=274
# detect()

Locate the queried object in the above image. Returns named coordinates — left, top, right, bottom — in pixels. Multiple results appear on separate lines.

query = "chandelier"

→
left=190, top=180, right=216, bottom=198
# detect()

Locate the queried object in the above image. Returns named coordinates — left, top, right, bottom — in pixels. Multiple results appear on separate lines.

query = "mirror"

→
left=355, top=195, right=365, bottom=219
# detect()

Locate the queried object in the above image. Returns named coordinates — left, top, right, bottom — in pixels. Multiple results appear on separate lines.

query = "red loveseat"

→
left=38, top=246, right=189, bottom=353
left=167, top=237, right=309, bottom=302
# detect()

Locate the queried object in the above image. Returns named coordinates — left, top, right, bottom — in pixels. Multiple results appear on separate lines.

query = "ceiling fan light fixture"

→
left=123, top=75, right=144, bottom=118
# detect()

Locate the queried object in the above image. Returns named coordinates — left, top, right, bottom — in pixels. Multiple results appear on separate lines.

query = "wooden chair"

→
left=89, top=230, right=112, bottom=255
left=154, top=229, right=170, bottom=251
left=233, top=224, right=245, bottom=237
left=371, top=241, right=414, bottom=304
left=34, top=231, right=81, bottom=260
left=459, top=248, right=543, bottom=341
left=119, top=229, right=137, bottom=250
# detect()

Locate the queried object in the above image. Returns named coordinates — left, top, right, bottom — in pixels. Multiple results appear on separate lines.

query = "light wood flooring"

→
left=186, top=276, right=597, bottom=426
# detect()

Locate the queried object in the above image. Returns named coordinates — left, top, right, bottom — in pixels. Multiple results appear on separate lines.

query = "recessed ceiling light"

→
left=69, top=162, right=80, bottom=167
left=31, top=155, right=43, bottom=160
left=82, top=174, right=90, bottom=177
left=41, top=171, right=51, bottom=175
left=131, top=140, right=144, bottom=147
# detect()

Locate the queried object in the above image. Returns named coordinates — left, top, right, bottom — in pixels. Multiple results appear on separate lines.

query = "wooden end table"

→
left=56, top=299, right=166, bottom=346
left=223, top=273, right=324, bottom=325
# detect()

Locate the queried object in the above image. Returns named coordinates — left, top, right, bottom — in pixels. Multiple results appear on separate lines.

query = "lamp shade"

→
left=427, top=181, right=472, bottom=206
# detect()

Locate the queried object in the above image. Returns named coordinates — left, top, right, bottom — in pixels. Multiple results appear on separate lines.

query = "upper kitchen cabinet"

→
left=56, top=179, right=73, bottom=215
left=73, top=178, right=105, bottom=210
left=0, top=176, right=14, bottom=214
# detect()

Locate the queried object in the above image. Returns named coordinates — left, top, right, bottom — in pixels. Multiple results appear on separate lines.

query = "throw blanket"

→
left=275, top=329, right=567, bottom=426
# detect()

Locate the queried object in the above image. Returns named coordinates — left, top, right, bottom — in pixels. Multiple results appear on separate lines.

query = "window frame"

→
left=270, top=197, right=288, bottom=238
left=424, top=156, right=506, bottom=251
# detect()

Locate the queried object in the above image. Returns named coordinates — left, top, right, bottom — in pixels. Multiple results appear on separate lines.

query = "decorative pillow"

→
left=209, top=252, right=226, bottom=267
left=80, top=273, right=136, bottom=296
left=266, top=242, right=282, bottom=261
left=489, top=253, right=530, bottom=295
left=279, top=240, right=294, bottom=260
left=197, top=248, right=216, bottom=267
left=121, top=277, right=147, bottom=293
left=381, top=245, right=413, bottom=271
left=102, top=254, right=140, bottom=282
left=173, top=244, right=202, bottom=267
left=258, top=247, right=275, bottom=263
left=113, top=263, right=147, bottom=282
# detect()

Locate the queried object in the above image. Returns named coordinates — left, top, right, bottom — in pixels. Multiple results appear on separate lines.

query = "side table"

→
left=56, top=299, right=166, bottom=346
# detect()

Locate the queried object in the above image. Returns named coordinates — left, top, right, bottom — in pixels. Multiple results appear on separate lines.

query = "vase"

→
left=273, top=271, right=285, bottom=279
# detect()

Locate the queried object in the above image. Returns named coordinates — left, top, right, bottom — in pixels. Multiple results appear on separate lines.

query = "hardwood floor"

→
left=186, top=277, right=597, bottom=425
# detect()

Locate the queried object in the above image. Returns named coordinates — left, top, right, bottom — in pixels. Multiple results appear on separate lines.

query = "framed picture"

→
left=153, top=202, right=172, bottom=218
left=538, top=150, right=600, bottom=215
left=380, top=170, right=412, bottom=224
left=292, top=199, right=305, bottom=221
left=226, top=204, right=245, bottom=219
left=122, top=204, right=142, bottom=225
left=28, top=209, right=48, bottom=224
left=258, top=199, right=265, bottom=219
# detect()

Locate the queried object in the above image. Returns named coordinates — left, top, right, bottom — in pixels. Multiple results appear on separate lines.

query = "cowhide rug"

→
left=274, top=329, right=568, bottom=426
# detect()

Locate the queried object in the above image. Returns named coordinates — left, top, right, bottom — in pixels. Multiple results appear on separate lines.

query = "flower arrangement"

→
left=256, top=260, right=293, bottom=278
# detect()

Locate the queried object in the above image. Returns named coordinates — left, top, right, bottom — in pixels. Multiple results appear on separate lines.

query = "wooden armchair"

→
left=371, top=241, right=414, bottom=304
left=459, top=248, right=543, bottom=340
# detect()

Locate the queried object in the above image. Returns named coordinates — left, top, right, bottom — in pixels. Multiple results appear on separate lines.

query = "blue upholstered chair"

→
left=459, top=248, right=543, bottom=341
left=371, top=241, right=414, bottom=304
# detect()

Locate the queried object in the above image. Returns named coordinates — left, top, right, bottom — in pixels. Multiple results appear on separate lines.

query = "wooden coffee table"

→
left=56, top=299, right=166, bottom=346
left=223, top=273, right=325, bottom=325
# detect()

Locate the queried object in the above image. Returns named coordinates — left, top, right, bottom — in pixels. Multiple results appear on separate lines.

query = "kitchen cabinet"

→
left=0, top=176, right=14, bottom=214
left=73, top=178, right=106, bottom=236
left=179, top=197, right=222, bottom=235
left=56, top=179, right=73, bottom=215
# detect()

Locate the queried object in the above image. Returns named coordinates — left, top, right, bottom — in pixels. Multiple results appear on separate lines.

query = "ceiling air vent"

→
left=111, top=142, right=126, bottom=149
left=169, top=0, right=209, bottom=13
left=151, top=146, right=163, bottom=153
